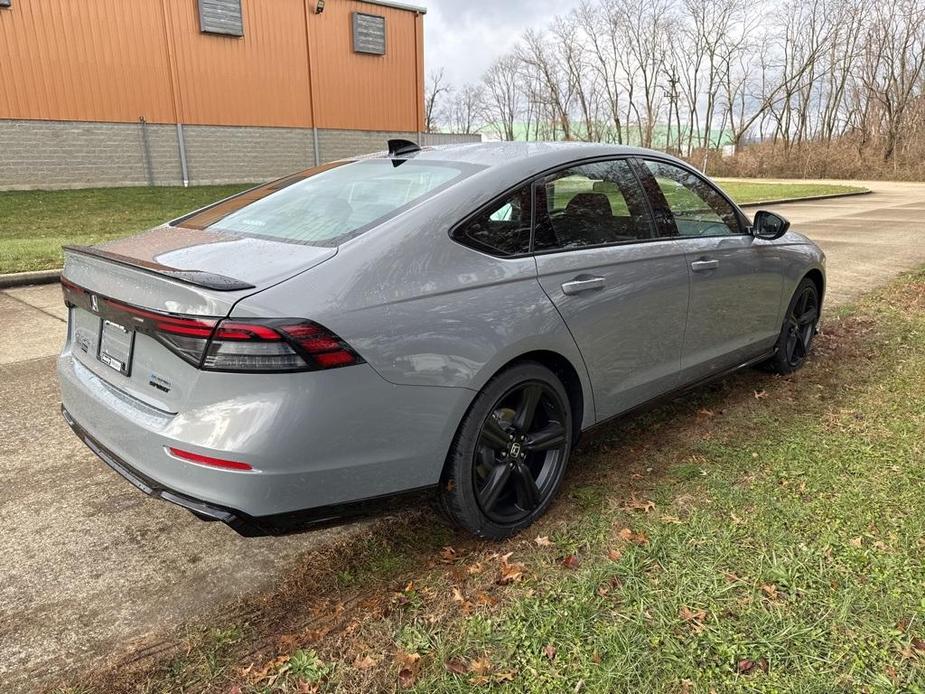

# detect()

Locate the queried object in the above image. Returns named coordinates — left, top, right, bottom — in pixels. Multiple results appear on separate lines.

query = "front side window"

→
left=452, top=186, right=532, bottom=257
left=534, top=159, right=654, bottom=252
left=175, top=159, right=475, bottom=246
left=642, top=160, right=742, bottom=237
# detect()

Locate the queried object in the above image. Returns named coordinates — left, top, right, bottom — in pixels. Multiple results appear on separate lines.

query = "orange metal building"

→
left=0, top=0, right=471, bottom=189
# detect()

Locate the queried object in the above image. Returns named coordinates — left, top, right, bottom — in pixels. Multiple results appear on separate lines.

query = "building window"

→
left=198, top=0, right=244, bottom=37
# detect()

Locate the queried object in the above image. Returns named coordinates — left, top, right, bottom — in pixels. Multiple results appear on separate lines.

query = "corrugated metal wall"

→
left=0, top=0, right=424, bottom=132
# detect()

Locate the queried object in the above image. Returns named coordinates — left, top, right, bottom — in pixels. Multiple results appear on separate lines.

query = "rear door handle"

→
left=690, top=259, right=719, bottom=272
left=561, top=275, right=605, bottom=295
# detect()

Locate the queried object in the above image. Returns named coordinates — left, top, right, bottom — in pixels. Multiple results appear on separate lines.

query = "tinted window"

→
left=452, top=186, right=532, bottom=256
left=643, top=160, right=741, bottom=237
left=175, top=159, right=474, bottom=246
left=535, top=159, right=654, bottom=252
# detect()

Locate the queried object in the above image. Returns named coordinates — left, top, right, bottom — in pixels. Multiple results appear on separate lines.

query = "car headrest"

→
left=565, top=192, right=612, bottom=218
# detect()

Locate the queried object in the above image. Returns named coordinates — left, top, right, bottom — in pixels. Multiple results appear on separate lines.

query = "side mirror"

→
left=752, top=210, right=790, bottom=240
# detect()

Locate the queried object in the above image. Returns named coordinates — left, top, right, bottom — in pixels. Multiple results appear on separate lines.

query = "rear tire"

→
left=762, top=278, right=820, bottom=375
left=439, top=362, right=573, bottom=540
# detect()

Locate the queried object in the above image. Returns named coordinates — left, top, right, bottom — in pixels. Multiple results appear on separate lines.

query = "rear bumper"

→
left=57, top=340, right=473, bottom=520
left=62, top=405, right=435, bottom=536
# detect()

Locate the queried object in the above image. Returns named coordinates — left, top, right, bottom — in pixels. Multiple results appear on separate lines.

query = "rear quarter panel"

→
left=233, top=190, right=597, bottom=429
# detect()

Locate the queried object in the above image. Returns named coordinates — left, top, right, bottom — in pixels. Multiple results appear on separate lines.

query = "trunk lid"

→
left=61, top=226, right=336, bottom=413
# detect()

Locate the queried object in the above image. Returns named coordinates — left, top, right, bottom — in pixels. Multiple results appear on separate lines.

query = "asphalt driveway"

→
left=3, top=180, right=925, bottom=689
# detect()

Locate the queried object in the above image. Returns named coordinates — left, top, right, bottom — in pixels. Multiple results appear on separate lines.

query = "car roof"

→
left=358, top=141, right=688, bottom=179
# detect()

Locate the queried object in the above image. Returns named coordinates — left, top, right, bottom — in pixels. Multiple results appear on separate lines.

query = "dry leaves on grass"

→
left=607, top=548, right=623, bottom=562
left=543, top=644, right=557, bottom=660
left=761, top=584, right=781, bottom=600
left=624, top=496, right=656, bottom=513
left=497, top=553, right=527, bottom=585
left=616, top=527, right=649, bottom=545
left=679, top=606, right=708, bottom=633
left=561, top=555, right=581, bottom=570
left=439, top=546, right=458, bottom=563
left=534, top=535, right=554, bottom=547
left=395, top=651, right=422, bottom=688
left=353, top=654, right=378, bottom=670
left=736, top=657, right=769, bottom=675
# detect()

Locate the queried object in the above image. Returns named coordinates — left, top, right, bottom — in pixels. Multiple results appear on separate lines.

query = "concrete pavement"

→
left=3, top=181, right=925, bottom=689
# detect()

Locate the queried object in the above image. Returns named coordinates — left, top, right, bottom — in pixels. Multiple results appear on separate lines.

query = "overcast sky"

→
left=423, top=0, right=571, bottom=87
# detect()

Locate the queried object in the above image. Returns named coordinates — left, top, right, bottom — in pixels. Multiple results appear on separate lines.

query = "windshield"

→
left=173, top=159, right=476, bottom=246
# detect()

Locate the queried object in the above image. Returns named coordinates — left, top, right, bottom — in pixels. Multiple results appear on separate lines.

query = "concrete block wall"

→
left=0, top=120, right=482, bottom=190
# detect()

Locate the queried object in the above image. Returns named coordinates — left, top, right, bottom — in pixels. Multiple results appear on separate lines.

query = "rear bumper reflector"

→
left=166, top=446, right=253, bottom=471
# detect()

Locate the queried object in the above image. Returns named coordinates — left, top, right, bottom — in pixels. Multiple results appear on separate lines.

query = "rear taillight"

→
left=61, top=280, right=362, bottom=373
left=202, top=320, right=363, bottom=372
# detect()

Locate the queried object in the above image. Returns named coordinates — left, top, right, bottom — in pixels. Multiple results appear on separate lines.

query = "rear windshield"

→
left=172, top=159, right=476, bottom=246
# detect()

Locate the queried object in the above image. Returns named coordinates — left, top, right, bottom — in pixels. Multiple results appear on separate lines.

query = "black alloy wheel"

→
left=474, top=381, right=569, bottom=524
left=763, top=278, right=820, bottom=375
left=784, top=283, right=819, bottom=367
left=439, top=362, right=573, bottom=539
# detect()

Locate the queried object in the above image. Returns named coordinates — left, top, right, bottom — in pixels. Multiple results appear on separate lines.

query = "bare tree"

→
left=424, top=68, right=450, bottom=133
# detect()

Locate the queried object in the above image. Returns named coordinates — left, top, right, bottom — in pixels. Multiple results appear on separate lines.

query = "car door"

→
left=532, top=158, right=690, bottom=422
left=633, top=158, right=785, bottom=383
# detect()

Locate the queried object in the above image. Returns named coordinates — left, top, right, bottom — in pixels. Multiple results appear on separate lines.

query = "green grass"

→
left=60, top=269, right=925, bottom=694
left=0, top=180, right=865, bottom=275
left=717, top=180, right=864, bottom=205
left=0, top=185, right=250, bottom=274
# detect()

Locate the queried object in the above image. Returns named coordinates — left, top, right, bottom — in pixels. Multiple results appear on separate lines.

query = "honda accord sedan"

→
left=58, top=141, right=825, bottom=539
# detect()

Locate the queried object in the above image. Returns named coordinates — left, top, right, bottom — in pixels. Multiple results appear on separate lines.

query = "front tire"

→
left=439, top=362, right=573, bottom=539
left=763, top=278, right=820, bottom=375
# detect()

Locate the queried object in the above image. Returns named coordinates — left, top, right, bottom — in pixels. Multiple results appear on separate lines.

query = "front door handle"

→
left=561, top=275, right=605, bottom=295
left=691, top=259, right=719, bottom=272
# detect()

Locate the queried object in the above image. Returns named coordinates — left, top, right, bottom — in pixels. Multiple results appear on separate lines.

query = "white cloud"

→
left=423, top=0, right=571, bottom=87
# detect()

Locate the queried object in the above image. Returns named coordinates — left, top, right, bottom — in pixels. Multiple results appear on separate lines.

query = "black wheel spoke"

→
left=513, top=385, right=542, bottom=432
left=792, top=332, right=807, bottom=359
left=798, top=307, right=818, bottom=326
left=478, top=464, right=511, bottom=511
left=481, top=415, right=511, bottom=450
left=524, top=422, right=567, bottom=452
left=512, top=463, right=541, bottom=510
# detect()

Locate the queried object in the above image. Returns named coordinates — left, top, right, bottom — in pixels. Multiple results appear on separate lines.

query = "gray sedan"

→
left=58, top=141, right=825, bottom=539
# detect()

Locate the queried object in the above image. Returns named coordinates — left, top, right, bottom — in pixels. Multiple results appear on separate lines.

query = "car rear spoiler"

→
left=62, top=245, right=256, bottom=292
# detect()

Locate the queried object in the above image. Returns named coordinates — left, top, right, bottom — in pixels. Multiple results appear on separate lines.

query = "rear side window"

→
left=451, top=186, right=533, bottom=257
left=534, top=159, right=654, bottom=252
left=174, top=160, right=475, bottom=247
left=642, top=160, right=742, bottom=237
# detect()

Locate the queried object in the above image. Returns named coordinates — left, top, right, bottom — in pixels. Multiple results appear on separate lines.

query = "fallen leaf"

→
left=451, top=586, right=466, bottom=603
left=440, top=546, right=458, bottom=563
left=467, top=561, right=484, bottom=575
left=913, top=637, right=925, bottom=653
left=730, top=512, right=744, bottom=525
left=761, top=584, right=779, bottom=600
left=445, top=658, right=468, bottom=675
left=679, top=606, right=707, bottom=633
left=754, top=390, right=768, bottom=399
left=592, top=651, right=602, bottom=664
left=353, top=654, right=377, bottom=670
left=607, top=549, right=623, bottom=562
left=625, top=496, right=656, bottom=513
left=698, top=408, right=715, bottom=417
left=469, top=656, right=492, bottom=675
left=616, top=527, right=648, bottom=544
left=543, top=644, right=557, bottom=660
left=476, top=591, right=499, bottom=607
left=737, top=659, right=755, bottom=674
left=498, top=553, right=526, bottom=585
left=395, top=651, right=421, bottom=689
left=562, top=555, right=581, bottom=570
left=534, top=536, right=554, bottom=547
left=849, top=536, right=864, bottom=548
